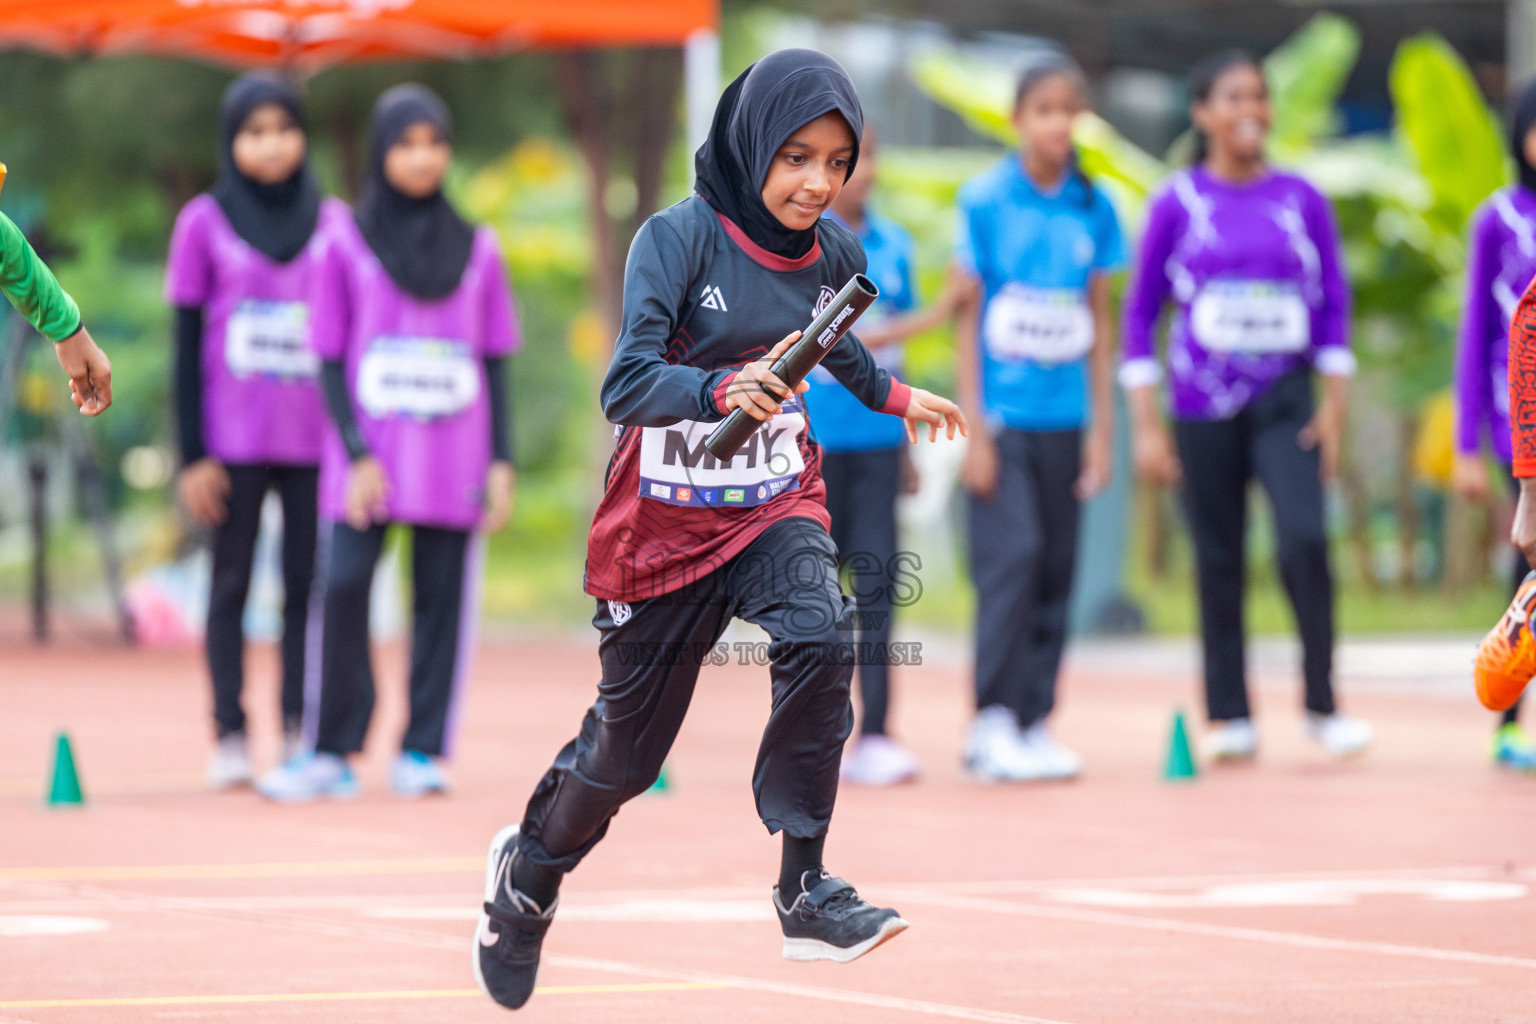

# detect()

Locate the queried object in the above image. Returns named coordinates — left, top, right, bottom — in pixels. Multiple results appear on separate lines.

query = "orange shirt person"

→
left=1475, top=280, right=1536, bottom=711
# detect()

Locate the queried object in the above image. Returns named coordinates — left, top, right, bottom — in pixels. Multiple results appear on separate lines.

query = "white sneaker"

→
left=256, top=751, right=359, bottom=803
left=390, top=750, right=449, bottom=798
left=1020, top=721, right=1082, bottom=780
left=206, top=733, right=253, bottom=790
left=1206, top=718, right=1258, bottom=762
left=965, top=706, right=1051, bottom=782
left=1306, top=713, right=1373, bottom=759
left=840, top=735, right=919, bottom=787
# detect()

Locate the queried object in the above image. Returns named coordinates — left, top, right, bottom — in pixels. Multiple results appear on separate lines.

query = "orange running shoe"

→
left=1474, top=571, right=1536, bottom=711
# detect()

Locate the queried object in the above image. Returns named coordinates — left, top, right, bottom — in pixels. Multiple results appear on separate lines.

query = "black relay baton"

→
left=704, top=274, right=880, bottom=461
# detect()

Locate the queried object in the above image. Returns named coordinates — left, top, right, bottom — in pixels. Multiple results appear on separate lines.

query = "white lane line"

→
left=0, top=915, right=108, bottom=936
left=895, top=864, right=1524, bottom=897
left=546, top=954, right=1080, bottom=1024
left=1044, top=879, right=1528, bottom=909
left=21, top=883, right=1078, bottom=1024
left=888, top=890, right=1536, bottom=972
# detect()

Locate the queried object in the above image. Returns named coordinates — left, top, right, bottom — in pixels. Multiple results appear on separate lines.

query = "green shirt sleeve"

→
left=0, top=210, right=81, bottom=342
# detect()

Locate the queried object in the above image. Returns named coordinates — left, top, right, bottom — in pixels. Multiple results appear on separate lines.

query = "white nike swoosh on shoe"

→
left=478, top=922, right=499, bottom=948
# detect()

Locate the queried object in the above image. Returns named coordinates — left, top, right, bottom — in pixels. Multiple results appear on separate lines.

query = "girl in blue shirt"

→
left=954, top=54, right=1125, bottom=782
left=806, top=125, right=963, bottom=787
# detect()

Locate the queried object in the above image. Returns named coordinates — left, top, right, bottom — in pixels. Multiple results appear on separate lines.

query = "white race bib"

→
left=982, top=284, right=1093, bottom=364
left=638, top=398, right=806, bottom=508
left=225, top=300, right=317, bottom=380
left=356, top=336, right=480, bottom=420
left=1190, top=281, right=1310, bottom=354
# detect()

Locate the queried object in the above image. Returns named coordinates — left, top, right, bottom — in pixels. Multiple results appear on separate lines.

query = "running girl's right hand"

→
left=177, top=458, right=230, bottom=527
left=1132, top=423, right=1183, bottom=486
left=725, top=332, right=809, bottom=422
left=345, top=456, right=390, bottom=530
left=1453, top=454, right=1491, bottom=504
left=961, top=431, right=999, bottom=499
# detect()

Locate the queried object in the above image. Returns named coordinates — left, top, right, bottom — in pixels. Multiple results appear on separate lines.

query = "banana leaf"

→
left=1264, top=12, right=1361, bottom=155
left=1390, top=33, right=1509, bottom=230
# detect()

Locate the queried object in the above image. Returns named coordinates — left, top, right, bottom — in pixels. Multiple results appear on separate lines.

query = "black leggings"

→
left=206, top=463, right=318, bottom=739
left=1174, top=371, right=1335, bottom=722
left=822, top=446, right=900, bottom=737
left=966, top=428, right=1083, bottom=727
left=517, top=517, right=856, bottom=875
left=311, top=521, right=478, bottom=758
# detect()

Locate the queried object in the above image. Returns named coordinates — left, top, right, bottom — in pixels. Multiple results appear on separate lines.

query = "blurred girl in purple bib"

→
left=257, top=84, right=518, bottom=802
left=1453, top=79, right=1536, bottom=770
left=1121, top=51, right=1371, bottom=762
left=166, top=73, right=345, bottom=790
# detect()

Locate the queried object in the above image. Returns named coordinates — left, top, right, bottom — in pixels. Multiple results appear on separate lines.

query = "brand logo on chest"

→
left=813, top=285, right=836, bottom=317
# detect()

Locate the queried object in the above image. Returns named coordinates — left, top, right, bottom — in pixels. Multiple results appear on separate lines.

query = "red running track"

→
left=1, top=633, right=1533, bottom=1023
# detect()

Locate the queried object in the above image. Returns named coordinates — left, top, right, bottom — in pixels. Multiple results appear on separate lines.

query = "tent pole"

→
left=684, top=27, right=719, bottom=155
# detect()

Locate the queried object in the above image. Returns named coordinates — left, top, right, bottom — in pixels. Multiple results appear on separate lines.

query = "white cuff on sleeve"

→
left=1118, top=358, right=1164, bottom=390
left=1313, top=347, right=1356, bottom=378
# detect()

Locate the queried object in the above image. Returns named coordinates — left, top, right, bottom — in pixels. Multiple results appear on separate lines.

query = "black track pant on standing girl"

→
left=207, top=463, right=318, bottom=739
left=967, top=428, right=1083, bottom=729
left=822, top=446, right=900, bottom=737
left=516, top=517, right=856, bottom=875
left=1174, top=370, right=1336, bottom=723
left=313, top=521, right=476, bottom=758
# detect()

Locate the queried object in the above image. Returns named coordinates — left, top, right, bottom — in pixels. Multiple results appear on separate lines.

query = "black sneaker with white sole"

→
left=773, top=869, right=908, bottom=962
left=473, top=824, right=557, bottom=1010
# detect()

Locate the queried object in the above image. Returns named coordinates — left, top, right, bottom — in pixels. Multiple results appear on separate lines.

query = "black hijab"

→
left=1513, top=78, right=1536, bottom=195
left=694, top=48, right=864, bottom=260
left=354, top=83, right=475, bottom=301
left=211, top=73, right=321, bottom=264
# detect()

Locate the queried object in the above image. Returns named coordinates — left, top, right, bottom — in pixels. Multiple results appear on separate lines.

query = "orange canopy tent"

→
left=0, top=0, right=716, bottom=70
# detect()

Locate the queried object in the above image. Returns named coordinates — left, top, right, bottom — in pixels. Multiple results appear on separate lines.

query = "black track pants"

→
left=1174, top=371, right=1336, bottom=722
left=966, top=428, right=1083, bottom=727
left=517, top=517, right=856, bottom=874
left=822, top=446, right=901, bottom=737
left=312, top=521, right=477, bottom=758
left=206, top=463, right=318, bottom=738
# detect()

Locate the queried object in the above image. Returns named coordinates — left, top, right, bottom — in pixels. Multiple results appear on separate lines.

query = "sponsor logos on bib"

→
left=1189, top=280, right=1309, bottom=355
left=225, top=300, right=317, bottom=380
left=982, top=284, right=1094, bottom=365
left=356, top=335, right=480, bottom=420
left=636, top=398, right=807, bottom=509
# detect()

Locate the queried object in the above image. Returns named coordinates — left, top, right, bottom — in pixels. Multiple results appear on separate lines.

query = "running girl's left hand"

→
left=902, top=388, right=967, bottom=444
left=1076, top=421, right=1113, bottom=499
left=481, top=461, right=515, bottom=534
left=1298, top=399, right=1344, bottom=482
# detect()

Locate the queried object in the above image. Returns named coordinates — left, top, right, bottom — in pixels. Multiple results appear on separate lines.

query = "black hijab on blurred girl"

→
left=212, top=73, right=320, bottom=264
left=355, top=84, right=474, bottom=301
left=1512, top=79, right=1536, bottom=195
left=694, top=48, right=864, bottom=260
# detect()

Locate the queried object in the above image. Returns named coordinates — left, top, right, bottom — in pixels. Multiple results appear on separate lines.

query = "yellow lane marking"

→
left=0, top=982, right=724, bottom=1008
left=0, top=858, right=482, bottom=882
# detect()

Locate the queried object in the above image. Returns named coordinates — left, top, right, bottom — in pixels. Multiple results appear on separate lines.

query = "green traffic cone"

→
left=46, top=731, right=85, bottom=808
left=646, top=764, right=670, bottom=795
left=1163, top=709, right=1198, bottom=783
